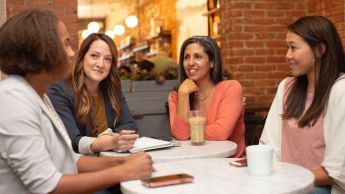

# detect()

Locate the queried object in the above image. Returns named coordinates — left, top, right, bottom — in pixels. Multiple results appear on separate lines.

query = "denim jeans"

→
left=93, top=184, right=122, bottom=194
left=308, top=186, right=331, bottom=194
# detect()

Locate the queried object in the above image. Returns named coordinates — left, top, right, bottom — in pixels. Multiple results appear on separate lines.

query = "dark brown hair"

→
left=176, top=36, right=224, bottom=108
left=283, top=16, right=345, bottom=127
left=0, top=8, right=66, bottom=76
left=71, top=33, right=121, bottom=126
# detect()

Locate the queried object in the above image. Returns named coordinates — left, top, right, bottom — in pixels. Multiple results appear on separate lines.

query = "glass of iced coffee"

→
left=188, top=110, right=206, bottom=146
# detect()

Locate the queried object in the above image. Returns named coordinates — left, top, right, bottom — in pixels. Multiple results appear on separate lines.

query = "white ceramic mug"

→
left=246, top=145, right=273, bottom=176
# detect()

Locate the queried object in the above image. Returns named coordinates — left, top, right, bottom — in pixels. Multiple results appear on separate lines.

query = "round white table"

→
left=100, top=140, right=237, bottom=163
left=121, top=158, right=314, bottom=194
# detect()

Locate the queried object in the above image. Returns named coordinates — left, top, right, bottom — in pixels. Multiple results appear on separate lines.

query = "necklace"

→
left=198, top=95, right=209, bottom=101
left=197, top=87, right=214, bottom=101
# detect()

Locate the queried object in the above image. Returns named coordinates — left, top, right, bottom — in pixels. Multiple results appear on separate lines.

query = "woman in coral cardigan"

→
left=168, top=36, right=245, bottom=157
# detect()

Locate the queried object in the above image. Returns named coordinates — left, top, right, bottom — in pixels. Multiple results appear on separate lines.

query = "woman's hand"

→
left=176, top=79, right=198, bottom=121
left=90, top=130, right=138, bottom=153
left=116, top=130, right=139, bottom=151
left=178, top=79, right=198, bottom=96
left=121, top=151, right=154, bottom=180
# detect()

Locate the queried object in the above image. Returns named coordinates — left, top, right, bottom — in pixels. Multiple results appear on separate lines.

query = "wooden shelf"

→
left=133, top=43, right=149, bottom=52
left=202, top=7, right=220, bottom=16
left=118, top=42, right=132, bottom=50
left=204, top=0, right=220, bottom=46
left=118, top=53, right=134, bottom=61
left=146, top=31, right=171, bottom=40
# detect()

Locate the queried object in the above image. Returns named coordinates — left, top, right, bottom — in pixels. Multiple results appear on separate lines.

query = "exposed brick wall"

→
left=6, top=0, right=79, bottom=50
left=308, top=0, right=345, bottom=47
left=220, top=0, right=307, bottom=107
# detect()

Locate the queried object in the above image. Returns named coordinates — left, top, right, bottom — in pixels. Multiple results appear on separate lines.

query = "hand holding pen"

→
left=116, top=130, right=139, bottom=151
left=92, top=129, right=139, bottom=153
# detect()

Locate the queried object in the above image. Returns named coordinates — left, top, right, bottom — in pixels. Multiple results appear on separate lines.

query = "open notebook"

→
left=129, top=137, right=175, bottom=153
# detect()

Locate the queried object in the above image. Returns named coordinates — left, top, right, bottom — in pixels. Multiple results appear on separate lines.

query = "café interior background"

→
left=1, top=0, right=345, bottom=107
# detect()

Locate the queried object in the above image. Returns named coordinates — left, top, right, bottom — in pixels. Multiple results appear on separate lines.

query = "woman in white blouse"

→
left=0, top=8, right=153, bottom=194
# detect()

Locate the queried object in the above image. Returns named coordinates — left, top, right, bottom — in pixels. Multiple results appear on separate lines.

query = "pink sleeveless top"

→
left=281, top=79, right=325, bottom=169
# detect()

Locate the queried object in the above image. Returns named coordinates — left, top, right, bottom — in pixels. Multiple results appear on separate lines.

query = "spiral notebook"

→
left=129, top=137, right=174, bottom=153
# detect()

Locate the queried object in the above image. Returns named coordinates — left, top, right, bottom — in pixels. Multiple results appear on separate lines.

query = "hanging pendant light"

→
left=114, top=24, right=125, bottom=36
left=82, top=29, right=92, bottom=39
left=88, top=21, right=100, bottom=33
left=105, top=30, right=115, bottom=39
left=125, top=15, right=138, bottom=28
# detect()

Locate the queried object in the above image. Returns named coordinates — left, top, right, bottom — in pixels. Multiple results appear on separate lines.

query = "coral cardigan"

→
left=169, top=80, right=246, bottom=158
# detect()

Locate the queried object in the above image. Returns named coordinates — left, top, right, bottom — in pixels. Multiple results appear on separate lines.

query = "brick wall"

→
left=308, top=0, right=345, bottom=45
left=220, top=0, right=307, bottom=107
left=6, top=0, right=79, bottom=50
left=220, top=0, right=345, bottom=107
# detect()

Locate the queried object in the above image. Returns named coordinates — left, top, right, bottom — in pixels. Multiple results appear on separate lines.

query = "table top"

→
left=121, top=158, right=314, bottom=194
left=100, top=140, right=237, bottom=163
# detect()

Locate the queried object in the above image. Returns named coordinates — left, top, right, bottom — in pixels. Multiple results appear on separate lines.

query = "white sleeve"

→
left=0, top=90, right=62, bottom=194
left=322, top=78, right=345, bottom=192
left=78, top=136, right=97, bottom=156
left=259, top=78, right=286, bottom=160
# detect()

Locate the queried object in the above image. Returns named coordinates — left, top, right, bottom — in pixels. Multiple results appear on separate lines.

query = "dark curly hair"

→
left=0, top=8, right=67, bottom=76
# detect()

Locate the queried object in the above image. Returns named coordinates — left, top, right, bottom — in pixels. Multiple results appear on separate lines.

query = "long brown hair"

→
left=72, top=33, right=121, bottom=126
left=283, top=16, right=345, bottom=127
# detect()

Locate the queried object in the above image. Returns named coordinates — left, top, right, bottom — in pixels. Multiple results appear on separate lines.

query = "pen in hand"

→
left=117, top=130, right=139, bottom=151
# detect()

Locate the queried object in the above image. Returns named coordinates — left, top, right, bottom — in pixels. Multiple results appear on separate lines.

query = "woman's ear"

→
left=315, top=43, right=325, bottom=58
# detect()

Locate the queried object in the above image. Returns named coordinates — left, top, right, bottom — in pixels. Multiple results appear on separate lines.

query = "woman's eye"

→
left=105, top=57, right=112, bottom=62
left=184, top=55, right=190, bottom=60
left=195, top=54, right=202, bottom=59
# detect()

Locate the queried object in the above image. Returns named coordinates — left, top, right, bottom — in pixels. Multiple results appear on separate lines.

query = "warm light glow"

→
left=82, top=29, right=92, bottom=39
left=87, top=21, right=100, bottom=33
left=114, top=24, right=125, bottom=35
left=105, top=30, right=115, bottom=39
left=125, top=15, right=138, bottom=28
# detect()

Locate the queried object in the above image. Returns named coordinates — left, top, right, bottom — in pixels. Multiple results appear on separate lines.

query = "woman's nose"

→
left=96, top=59, right=105, bottom=68
left=186, top=58, right=195, bottom=66
left=286, top=49, right=292, bottom=59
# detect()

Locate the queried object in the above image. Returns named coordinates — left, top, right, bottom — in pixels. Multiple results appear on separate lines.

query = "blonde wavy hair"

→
left=72, top=33, right=121, bottom=127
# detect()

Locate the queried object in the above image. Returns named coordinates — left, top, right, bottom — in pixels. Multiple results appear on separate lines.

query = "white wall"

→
left=0, top=0, right=6, bottom=80
left=176, top=0, right=208, bottom=60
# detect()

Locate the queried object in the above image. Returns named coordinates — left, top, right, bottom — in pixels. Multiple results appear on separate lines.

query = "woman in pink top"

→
left=260, top=16, right=345, bottom=194
left=168, top=36, right=245, bottom=158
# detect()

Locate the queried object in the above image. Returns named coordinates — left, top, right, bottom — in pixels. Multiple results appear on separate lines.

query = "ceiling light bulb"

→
left=105, top=30, right=115, bottom=39
left=125, top=16, right=138, bottom=28
left=82, top=29, right=91, bottom=39
left=87, top=21, right=100, bottom=33
left=114, top=24, right=125, bottom=35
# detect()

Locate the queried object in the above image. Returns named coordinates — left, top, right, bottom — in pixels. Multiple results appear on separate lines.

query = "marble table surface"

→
left=121, top=158, right=314, bottom=194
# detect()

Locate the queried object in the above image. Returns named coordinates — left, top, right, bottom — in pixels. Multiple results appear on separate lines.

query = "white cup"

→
left=246, top=145, right=273, bottom=176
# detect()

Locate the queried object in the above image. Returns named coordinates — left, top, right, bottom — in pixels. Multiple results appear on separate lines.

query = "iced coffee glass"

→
left=188, top=110, right=206, bottom=146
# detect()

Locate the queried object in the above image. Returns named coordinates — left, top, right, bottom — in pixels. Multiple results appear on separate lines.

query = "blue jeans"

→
left=93, top=184, right=122, bottom=194
left=308, top=186, right=331, bottom=194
